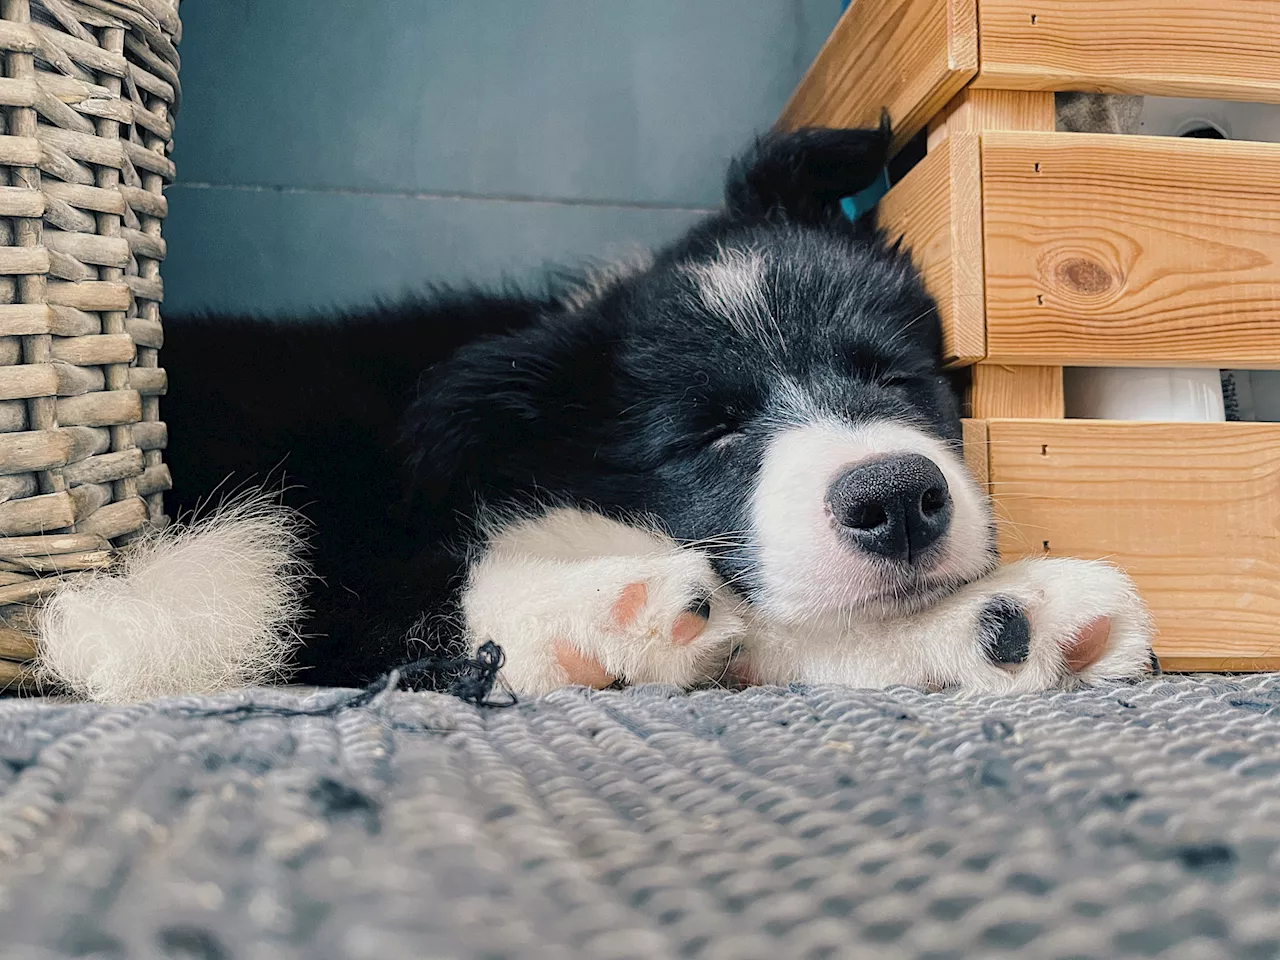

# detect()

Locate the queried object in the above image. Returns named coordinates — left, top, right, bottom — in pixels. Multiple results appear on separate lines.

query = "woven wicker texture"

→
left=0, top=0, right=179, bottom=674
left=2, top=677, right=1280, bottom=957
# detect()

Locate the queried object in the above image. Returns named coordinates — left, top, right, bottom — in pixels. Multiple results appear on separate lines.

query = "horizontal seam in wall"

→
left=170, top=181, right=718, bottom=213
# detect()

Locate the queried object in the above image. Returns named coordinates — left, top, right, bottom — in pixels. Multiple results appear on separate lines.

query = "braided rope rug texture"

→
left=2, top=677, right=1280, bottom=959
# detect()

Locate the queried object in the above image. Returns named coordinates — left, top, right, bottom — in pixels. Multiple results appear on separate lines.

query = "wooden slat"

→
left=778, top=0, right=977, bottom=151
left=975, top=0, right=1280, bottom=103
left=928, top=88, right=1054, bottom=149
left=969, top=365, right=1064, bottom=418
left=929, top=93, right=1065, bottom=412
left=986, top=419, right=1280, bottom=671
left=877, top=133, right=984, bottom=365
left=960, top=418, right=989, bottom=490
left=982, top=132, right=1280, bottom=367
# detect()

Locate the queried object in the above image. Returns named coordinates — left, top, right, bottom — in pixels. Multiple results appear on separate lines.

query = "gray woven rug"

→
left=3, top=677, right=1280, bottom=959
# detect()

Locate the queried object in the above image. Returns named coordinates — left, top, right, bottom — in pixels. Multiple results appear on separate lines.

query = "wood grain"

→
left=0, top=626, right=35, bottom=662
left=778, top=0, right=977, bottom=151
left=969, top=365, right=1064, bottom=418
left=926, top=93, right=1065, bottom=411
left=975, top=0, right=1280, bottom=103
left=0, top=658, right=35, bottom=690
left=928, top=89, right=1053, bottom=149
left=878, top=133, right=985, bottom=364
left=986, top=419, right=1280, bottom=671
left=960, top=418, right=989, bottom=489
left=982, top=132, right=1280, bottom=366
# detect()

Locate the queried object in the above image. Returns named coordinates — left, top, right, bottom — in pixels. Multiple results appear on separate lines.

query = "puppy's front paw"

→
left=462, top=548, right=744, bottom=695
left=970, top=558, right=1155, bottom=690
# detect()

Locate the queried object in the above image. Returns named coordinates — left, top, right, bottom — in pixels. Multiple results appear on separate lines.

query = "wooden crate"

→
left=881, top=130, right=1280, bottom=368
left=786, top=0, right=1280, bottom=669
left=783, top=0, right=1280, bottom=147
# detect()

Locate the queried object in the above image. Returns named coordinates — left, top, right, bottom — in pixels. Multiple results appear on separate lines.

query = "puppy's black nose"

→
left=826, top=454, right=952, bottom=563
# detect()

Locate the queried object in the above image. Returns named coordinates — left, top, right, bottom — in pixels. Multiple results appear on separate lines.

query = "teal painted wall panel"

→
left=164, top=1, right=841, bottom=314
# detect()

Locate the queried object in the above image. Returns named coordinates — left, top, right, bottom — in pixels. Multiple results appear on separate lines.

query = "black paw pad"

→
left=685, top=595, right=712, bottom=620
left=979, top=598, right=1032, bottom=665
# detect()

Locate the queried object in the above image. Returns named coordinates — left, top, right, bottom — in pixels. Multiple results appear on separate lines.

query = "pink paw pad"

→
left=610, top=582, right=711, bottom=646
left=672, top=595, right=711, bottom=646
left=611, top=582, right=648, bottom=628
left=1064, top=616, right=1112, bottom=672
left=554, top=638, right=615, bottom=689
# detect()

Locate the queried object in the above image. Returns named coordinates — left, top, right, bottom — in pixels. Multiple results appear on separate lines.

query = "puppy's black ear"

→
left=724, top=118, right=890, bottom=225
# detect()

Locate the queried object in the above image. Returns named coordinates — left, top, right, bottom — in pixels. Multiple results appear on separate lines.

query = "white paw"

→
left=958, top=557, right=1156, bottom=693
left=724, top=557, right=1154, bottom=694
left=461, top=544, right=745, bottom=695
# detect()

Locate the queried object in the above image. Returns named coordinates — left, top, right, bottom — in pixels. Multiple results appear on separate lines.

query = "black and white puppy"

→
left=160, top=127, right=1153, bottom=697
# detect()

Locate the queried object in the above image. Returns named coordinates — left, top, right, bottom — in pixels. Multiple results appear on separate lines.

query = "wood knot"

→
left=1056, top=257, right=1114, bottom=295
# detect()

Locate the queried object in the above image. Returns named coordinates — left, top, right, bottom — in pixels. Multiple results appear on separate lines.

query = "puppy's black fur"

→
left=163, top=127, right=961, bottom=688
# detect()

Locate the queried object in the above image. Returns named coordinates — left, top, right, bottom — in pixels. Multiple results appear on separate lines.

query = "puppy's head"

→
left=608, top=129, right=997, bottom=621
left=410, top=128, right=997, bottom=622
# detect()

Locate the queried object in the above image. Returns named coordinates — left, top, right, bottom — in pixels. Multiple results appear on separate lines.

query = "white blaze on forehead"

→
left=685, top=247, right=785, bottom=350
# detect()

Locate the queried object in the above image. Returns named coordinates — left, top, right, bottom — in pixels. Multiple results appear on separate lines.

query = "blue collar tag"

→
left=840, top=167, right=891, bottom=222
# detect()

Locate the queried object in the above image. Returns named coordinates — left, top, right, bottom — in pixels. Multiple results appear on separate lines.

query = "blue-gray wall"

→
left=163, top=1, right=841, bottom=315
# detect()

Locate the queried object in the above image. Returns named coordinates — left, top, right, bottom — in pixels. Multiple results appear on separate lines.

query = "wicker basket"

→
left=0, top=0, right=180, bottom=682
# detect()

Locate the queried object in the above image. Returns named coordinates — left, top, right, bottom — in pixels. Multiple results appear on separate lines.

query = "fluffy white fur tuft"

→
left=33, top=494, right=310, bottom=704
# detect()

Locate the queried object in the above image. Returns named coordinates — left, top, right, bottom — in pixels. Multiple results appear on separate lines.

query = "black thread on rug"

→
left=385, top=640, right=516, bottom=708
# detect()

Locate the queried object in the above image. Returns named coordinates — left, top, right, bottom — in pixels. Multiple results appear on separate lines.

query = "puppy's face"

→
left=610, top=226, right=996, bottom=622
left=408, top=128, right=998, bottom=623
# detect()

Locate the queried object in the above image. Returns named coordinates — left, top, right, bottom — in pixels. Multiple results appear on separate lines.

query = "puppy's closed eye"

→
left=873, top=371, right=927, bottom=390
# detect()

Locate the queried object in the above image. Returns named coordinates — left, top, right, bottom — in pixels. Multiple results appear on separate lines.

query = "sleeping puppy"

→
left=162, top=127, right=1154, bottom=697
